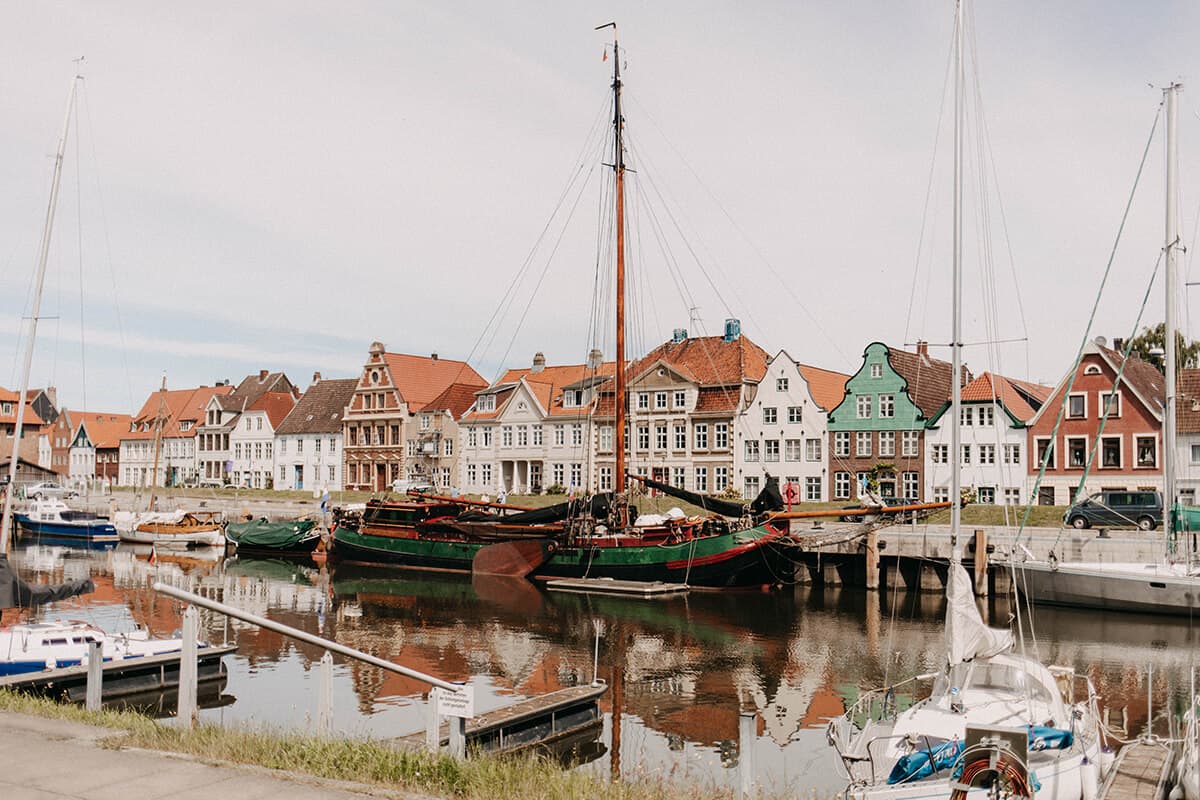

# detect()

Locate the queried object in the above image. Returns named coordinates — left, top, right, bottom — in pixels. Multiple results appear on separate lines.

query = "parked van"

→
left=1064, top=490, right=1163, bottom=530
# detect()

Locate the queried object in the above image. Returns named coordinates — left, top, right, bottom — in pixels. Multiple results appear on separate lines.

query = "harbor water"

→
left=6, top=540, right=1199, bottom=795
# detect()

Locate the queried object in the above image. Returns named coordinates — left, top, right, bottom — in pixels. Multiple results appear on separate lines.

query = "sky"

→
left=2, top=1, right=1199, bottom=415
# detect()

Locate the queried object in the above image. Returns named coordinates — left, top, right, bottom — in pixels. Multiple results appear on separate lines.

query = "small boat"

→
left=117, top=509, right=226, bottom=548
left=226, top=517, right=320, bottom=555
left=14, top=498, right=118, bottom=547
left=0, top=620, right=191, bottom=677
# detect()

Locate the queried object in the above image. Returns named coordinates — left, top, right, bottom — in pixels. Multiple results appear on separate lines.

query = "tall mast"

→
left=1164, top=83, right=1181, bottom=520
left=0, top=74, right=82, bottom=553
left=949, top=0, right=964, bottom=553
left=600, top=23, right=628, bottom=519
left=147, top=374, right=167, bottom=511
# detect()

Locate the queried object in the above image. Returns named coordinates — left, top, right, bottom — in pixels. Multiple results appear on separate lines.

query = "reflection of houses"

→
left=196, top=371, right=297, bottom=486
left=275, top=375, right=357, bottom=492
left=342, top=342, right=485, bottom=492
left=120, top=382, right=234, bottom=487
left=1023, top=338, right=1164, bottom=505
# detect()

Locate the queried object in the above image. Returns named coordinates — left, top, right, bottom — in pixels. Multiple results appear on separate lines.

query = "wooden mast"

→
left=600, top=23, right=627, bottom=524
left=146, top=375, right=167, bottom=512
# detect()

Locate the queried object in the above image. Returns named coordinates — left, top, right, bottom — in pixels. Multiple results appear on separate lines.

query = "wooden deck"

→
left=1100, top=740, right=1174, bottom=800
left=543, top=577, right=689, bottom=597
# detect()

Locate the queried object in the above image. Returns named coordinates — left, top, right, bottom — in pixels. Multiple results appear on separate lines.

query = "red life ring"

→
left=784, top=482, right=800, bottom=504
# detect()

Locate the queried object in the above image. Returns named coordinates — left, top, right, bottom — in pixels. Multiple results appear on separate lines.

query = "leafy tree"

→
left=1125, top=322, right=1200, bottom=374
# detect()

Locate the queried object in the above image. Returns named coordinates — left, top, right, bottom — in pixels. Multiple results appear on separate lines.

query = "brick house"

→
left=1176, top=368, right=1200, bottom=504
left=827, top=341, right=967, bottom=502
left=1024, top=338, right=1164, bottom=505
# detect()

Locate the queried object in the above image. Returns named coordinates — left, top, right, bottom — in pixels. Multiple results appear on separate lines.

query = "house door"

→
left=376, top=464, right=387, bottom=491
left=294, top=465, right=303, bottom=491
left=530, top=464, right=543, bottom=494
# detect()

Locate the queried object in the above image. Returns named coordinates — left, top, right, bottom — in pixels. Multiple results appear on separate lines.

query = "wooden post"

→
left=448, top=716, right=466, bottom=759
left=738, top=711, right=756, bottom=799
left=865, top=530, right=879, bottom=590
left=821, top=557, right=842, bottom=586
left=178, top=605, right=198, bottom=728
left=317, top=651, right=333, bottom=735
left=426, top=688, right=442, bottom=753
left=973, top=529, right=988, bottom=597
left=85, top=640, right=102, bottom=711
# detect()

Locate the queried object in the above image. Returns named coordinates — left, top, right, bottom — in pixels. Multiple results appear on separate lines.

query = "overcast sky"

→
left=2, top=1, right=1198, bottom=415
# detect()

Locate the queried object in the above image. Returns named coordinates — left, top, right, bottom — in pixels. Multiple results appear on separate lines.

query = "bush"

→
left=545, top=483, right=566, bottom=495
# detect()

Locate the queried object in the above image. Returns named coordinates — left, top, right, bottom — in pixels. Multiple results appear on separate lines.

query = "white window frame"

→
left=834, top=471, right=851, bottom=499
left=855, top=431, right=872, bottom=457
left=878, top=431, right=895, bottom=457
left=1067, top=392, right=1087, bottom=419
left=879, top=394, right=895, bottom=418
left=856, top=395, right=872, bottom=419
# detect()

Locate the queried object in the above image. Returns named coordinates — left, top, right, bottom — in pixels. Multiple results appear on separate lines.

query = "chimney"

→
left=916, top=340, right=928, bottom=357
left=531, top=352, right=546, bottom=374
left=312, top=371, right=322, bottom=385
left=431, top=352, right=438, bottom=362
left=259, top=369, right=269, bottom=382
left=587, top=348, right=603, bottom=370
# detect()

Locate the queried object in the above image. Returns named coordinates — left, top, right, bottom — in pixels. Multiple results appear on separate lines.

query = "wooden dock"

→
left=392, top=682, right=608, bottom=756
left=543, top=577, right=689, bottom=597
left=1099, top=740, right=1174, bottom=800
left=0, top=644, right=236, bottom=705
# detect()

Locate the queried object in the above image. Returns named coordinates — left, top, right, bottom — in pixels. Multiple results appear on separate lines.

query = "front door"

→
left=294, top=465, right=303, bottom=491
left=376, top=464, right=387, bottom=492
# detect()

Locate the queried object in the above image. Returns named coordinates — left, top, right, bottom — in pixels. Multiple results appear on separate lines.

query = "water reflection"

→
left=7, top=542, right=1200, bottom=793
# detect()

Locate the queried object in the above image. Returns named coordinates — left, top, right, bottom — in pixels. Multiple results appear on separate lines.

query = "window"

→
left=637, top=393, right=649, bottom=410
left=1100, top=392, right=1121, bottom=418
left=834, top=471, right=851, bottom=499
left=763, top=407, right=778, bottom=424
left=979, top=444, right=995, bottom=464
left=482, top=428, right=493, bottom=447
left=1192, top=444, right=1200, bottom=464
left=674, top=424, right=687, bottom=450
left=805, top=477, right=822, bottom=501
left=314, top=438, right=321, bottom=454
left=501, top=426, right=513, bottom=447
left=1067, top=436, right=1087, bottom=468
left=879, top=395, right=895, bottom=418
left=961, top=445, right=971, bottom=465
left=776, top=377, right=789, bottom=392
left=870, top=363, right=883, bottom=379
left=785, top=439, right=803, bottom=461
left=931, top=444, right=949, bottom=464
left=744, top=476, right=761, bottom=499
left=599, top=466, right=613, bottom=490
left=764, top=440, right=780, bottom=462
left=1101, top=436, right=1121, bottom=468
left=655, top=423, right=668, bottom=450
left=856, top=395, right=872, bottom=419
left=714, top=466, right=729, bottom=491
left=563, top=389, right=583, bottom=408
left=467, top=428, right=477, bottom=447
left=390, top=424, right=401, bottom=445
left=1136, top=436, right=1157, bottom=467
left=444, top=438, right=453, bottom=456
left=961, top=407, right=974, bottom=426
left=420, top=415, right=431, bottom=431
left=745, top=440, right=760, bottom=462
left=714, top=423, right=729, bottom=449
left=674, top=390, right=686, bottom=409
left=234, top=443, right=242, bottom=459
left=787, top=406, right=802, bottom=424
left=806, top=438, right=822, bottom=461
left=552, top=463, right=564, bottom=485
left=977, top=486, right=996, bottom=505
left=902, top=471, right=919, bottom=499
left=695, top=424, right=709, bottom=450
left=856, top=471, right=870, bottom=495
left=933, top=487, right=949, bottom=502
left=571, top=424, right=583, bottom=446
left=878, top=431, right=895, bottom=457
left=856, top=431, right=872, bottom=457
left=297, top=439, right=304, bottom=454
left=1068, top=393, right=1086, bottom=419
left=1004, top=443, right=1020, bottom=465
left=481, top=464, right=493, bottom=485
left=532, top=425, right=543, bottom=446
left=655, top=392, right=668, bottom=410
left=517, top=425, right=528, bottom=446
left=1004, top=488, right=1020, bottom=505
left=833, top=431, right=849, bottom=457
left=554, top=426, right=565, bottom=446
left=671, top=467, right=686, bottom=488
left=902, top=431, right=919, bottom=457
left=599, top=425, right=613, bottom=451
left=637, top=425, right=650, bottom=450
left=467, top=464, right=477, bottom=484
left=694, top=467, right=708, bottom=492
left=979, top=406, right=994, bottom=426
left=1035, top=437, right=1054, bottom=469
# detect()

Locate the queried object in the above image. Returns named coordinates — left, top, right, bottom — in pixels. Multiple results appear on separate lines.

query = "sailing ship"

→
left=826, top=4, right=1108, bottom=796
left=1016, top=83, right=1200, bottom=615
left=331, top=27, right=796, bottom=589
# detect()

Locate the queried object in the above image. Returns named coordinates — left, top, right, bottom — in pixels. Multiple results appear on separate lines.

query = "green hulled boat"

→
left=226, top=518, right=319, bottom=556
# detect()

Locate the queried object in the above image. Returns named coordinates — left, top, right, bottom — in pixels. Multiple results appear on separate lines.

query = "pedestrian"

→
left=497, top=487, right=507, bottom=505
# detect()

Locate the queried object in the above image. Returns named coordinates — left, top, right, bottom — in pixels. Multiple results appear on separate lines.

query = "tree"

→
left=1125, top=322, right=1200, bottom=375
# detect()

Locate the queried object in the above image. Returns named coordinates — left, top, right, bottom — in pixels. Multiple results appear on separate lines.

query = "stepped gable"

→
left=382, top=352, right=485, bottom=410
left=1098, top=344, right=1165, bottom=414
left=886, top=346, right=970, bottom=419
left=959, top=372, right=1051, bottom=423
left=277, top=378, right=358, bottom=436
left=797, top=363, right=851, bottom=411
left=1176, top=368, right=1200, bottom=433
left=127, top=384, right=234, bottom=439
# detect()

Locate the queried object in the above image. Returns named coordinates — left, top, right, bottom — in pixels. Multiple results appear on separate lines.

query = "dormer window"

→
left=180, top=421, right=192, bottom=432
left=1, top=403, right=11, bottom=416
left=478, top=395, right=495, bottom=413
left=563, top=389, right=584, bottom=408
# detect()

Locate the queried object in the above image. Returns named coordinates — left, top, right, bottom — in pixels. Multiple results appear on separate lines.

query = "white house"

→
left=196, top=371, right=296, bottom=485
left=120, top=383, right=233, bottom=487
left=228, top=387, right=298, bottom=489
left=274, top=376, right=357, bottom=492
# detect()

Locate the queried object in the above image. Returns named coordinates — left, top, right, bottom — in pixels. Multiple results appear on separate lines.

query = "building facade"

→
left=275, top=376, right=357, bottom=492
left=120, top=383, right=233, bottom=487
left=67, top=412, right=133, bottom=489
left=196, top=371, right=297, bottom=485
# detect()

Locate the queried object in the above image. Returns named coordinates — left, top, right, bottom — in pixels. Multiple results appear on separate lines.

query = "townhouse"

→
left=274, top=375, right=357, bottom=492
left=196, top=371, right=297, bottom=485
left=1177, top=368, right=1200, bottom=504
left=66, top=412, right=133, bottom=489
left=120, top=383, right=233, bottom=487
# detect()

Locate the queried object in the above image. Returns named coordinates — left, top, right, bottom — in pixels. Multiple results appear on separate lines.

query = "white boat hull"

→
left=118, top=527, right=225, bottom=548
left=1017, top=561, right=1200, bottom=615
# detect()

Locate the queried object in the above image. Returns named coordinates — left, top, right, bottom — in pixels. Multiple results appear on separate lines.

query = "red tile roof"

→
left=125, top=384, right=234, bottom=440
left=0, top=388, right=45, bottom=427
left=249, top=391, right=297, bottom=429
left=887, top=346, right=970, bottom=418
left=383, top=353, right=486, bottom=409
left=73, top=412, right=134, bottom=449
left=628, top=335, right=769, bottom=386
left=462, top=362, right=616, bottom=421
left=959, top=372, right=1050, bottom=422
left=797, top=363, right=850, bottom=411
left=423, top=382, right=486, bottom=418
left=1098, top=344, right=1165, bottom=415
left=1179, top=369, right=1200, bottom=433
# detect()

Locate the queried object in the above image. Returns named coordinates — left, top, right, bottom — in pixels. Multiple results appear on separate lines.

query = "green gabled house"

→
left=826, top=341, right=968, bottom=501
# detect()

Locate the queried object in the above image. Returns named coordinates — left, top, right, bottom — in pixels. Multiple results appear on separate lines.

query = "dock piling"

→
left=317, top=651, right=333, bottom=734
left=426, top=689, right=442, bottom=753
left=177, top=605, right=199, bottom=728
left=865, top=530, right=879, bottom=590
left=448, top=716, right=466, bottom=758
left=85, top=641, right=101, bottom=711
left=973, top=529, right=988, bottom=596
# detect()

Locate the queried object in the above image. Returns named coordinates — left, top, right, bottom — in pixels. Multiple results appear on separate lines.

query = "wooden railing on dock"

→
left=1099, top=740, right=1174, bottom=800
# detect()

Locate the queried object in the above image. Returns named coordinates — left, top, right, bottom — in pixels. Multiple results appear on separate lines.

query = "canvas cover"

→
left=945, top=557, right=1013, bottom=665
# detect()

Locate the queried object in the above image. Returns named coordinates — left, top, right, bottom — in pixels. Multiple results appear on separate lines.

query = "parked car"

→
left=840, top=496, right=920, bottom=522
left=1064, top=490, right=1162, bottom=531
left=197, top=478, right=225, bottom=489
left=25, top=481, right=78, bottom=500
left=392, top=478, right=434, bottom=495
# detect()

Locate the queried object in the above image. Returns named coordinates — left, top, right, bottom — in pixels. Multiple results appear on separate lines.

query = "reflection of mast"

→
left=610, top=657, right=623, bottom=781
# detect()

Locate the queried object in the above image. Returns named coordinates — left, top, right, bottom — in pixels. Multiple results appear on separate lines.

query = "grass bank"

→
left=0, top=691, right=796, bottom=799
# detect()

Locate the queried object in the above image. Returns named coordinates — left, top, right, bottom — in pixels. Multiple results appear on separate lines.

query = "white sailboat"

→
left=826, top=4, right=1108, bottom=797
left=1016, top=83, right=1199, bottom=616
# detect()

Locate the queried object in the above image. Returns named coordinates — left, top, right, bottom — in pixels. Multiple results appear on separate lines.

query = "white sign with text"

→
left=434, top=684, right=475, bottom=718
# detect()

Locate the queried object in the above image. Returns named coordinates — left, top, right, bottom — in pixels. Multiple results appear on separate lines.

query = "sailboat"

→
left=1016, top=84, right=1200, bottom=615
left=332, top=26, right=796, bottom=588
left=826, top=4, right=1108, bottom=797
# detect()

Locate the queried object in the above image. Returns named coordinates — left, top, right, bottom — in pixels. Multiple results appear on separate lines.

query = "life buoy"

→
left=784, top=482, right=800, bottom=504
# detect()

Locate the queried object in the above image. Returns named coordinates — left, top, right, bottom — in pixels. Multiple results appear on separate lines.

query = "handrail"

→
left=152, top=582, right=460, bottom=692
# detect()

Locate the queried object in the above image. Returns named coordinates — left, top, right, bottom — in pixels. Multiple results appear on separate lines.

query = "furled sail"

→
left=633, top=474, right=785, bottom=518
left=945, top=558, right=1012, bottom=664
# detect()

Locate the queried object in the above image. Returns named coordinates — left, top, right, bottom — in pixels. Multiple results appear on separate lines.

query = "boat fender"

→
left=1081, top=756, right=1098, bottom=800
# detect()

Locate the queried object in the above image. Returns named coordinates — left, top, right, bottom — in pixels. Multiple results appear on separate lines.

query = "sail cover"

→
left=0, top=555, right=94, bottom=609
left=634, top=475, right=785, bottom=518
left=945, top=557, right=1012, bottom=664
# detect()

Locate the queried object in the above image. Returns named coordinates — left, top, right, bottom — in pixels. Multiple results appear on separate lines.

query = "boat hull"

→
left=118, top=526, right=226, bottom=548
left=15, top=515, right=119, bottom=545
left=332, top=522, right=795, bottom=588
left=1017, top=560, right=1200, bottom=615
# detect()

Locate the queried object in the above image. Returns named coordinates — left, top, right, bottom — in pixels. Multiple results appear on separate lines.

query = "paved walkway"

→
left=0, top=711, right=421, bottom=800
